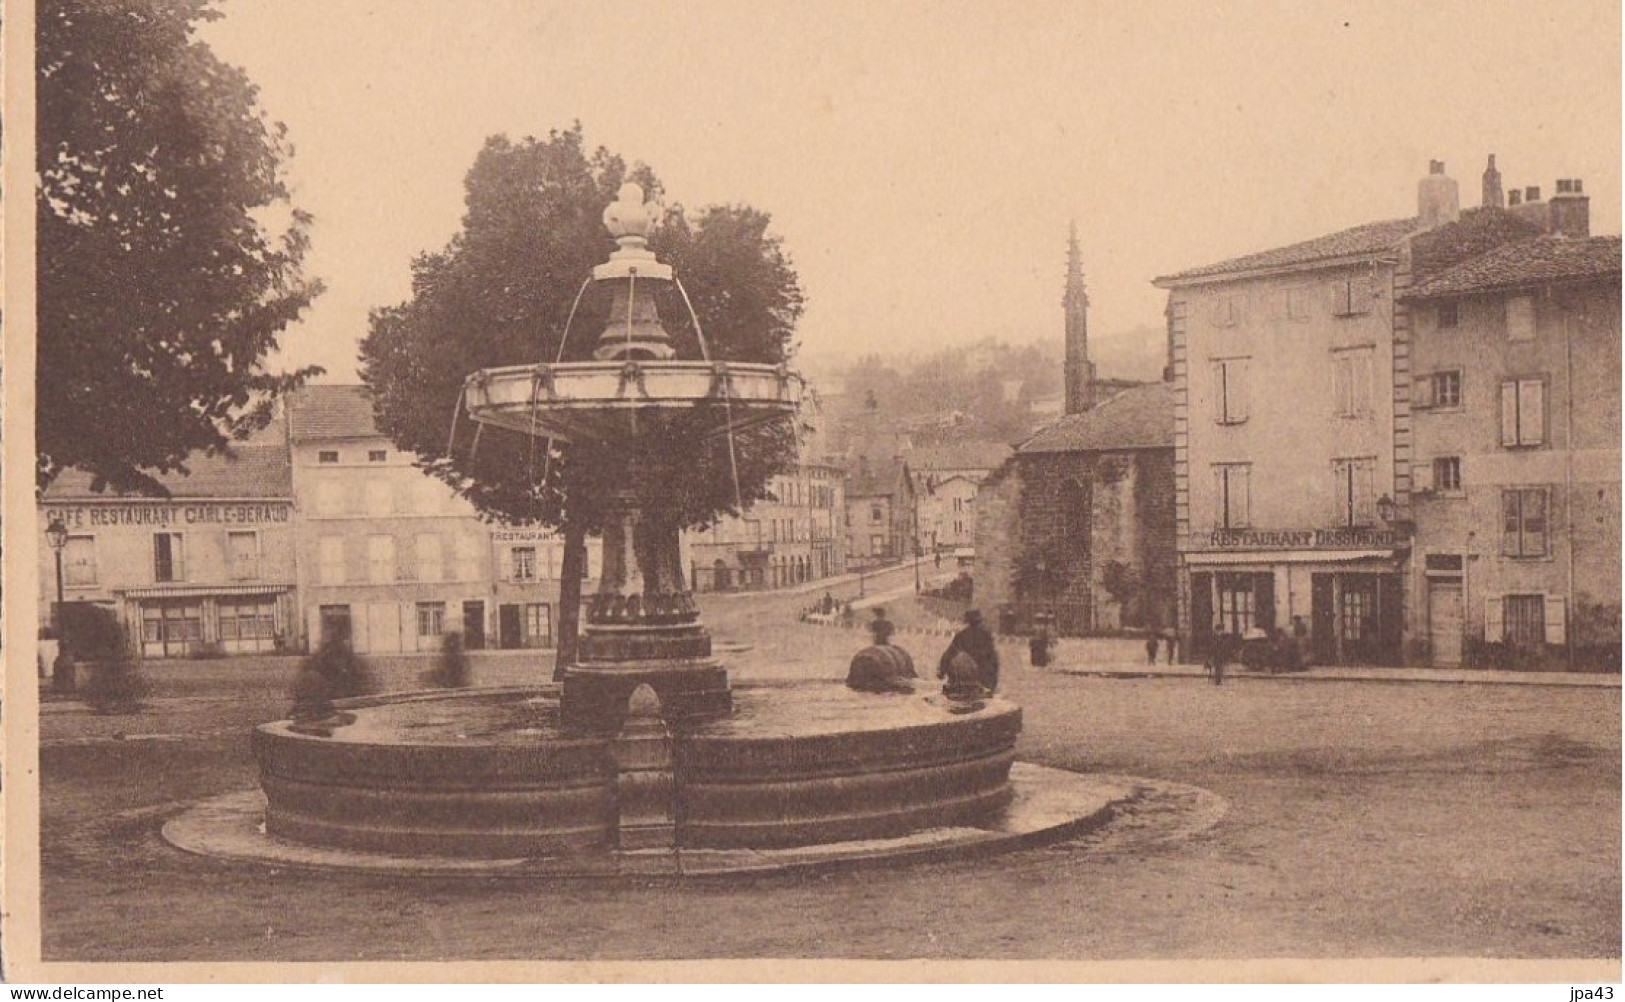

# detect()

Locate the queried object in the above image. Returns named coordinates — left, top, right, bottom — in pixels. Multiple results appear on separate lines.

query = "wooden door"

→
left=1428, top=582, right=1464, bottom=666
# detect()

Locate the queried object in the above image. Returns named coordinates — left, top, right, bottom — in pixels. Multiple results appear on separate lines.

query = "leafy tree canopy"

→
left=359, top=125, right=806, bottom=534
left=38, top=0, right=323, bottom=495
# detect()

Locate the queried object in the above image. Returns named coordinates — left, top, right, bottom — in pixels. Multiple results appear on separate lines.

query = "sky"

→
left=202, top=0, right=1622, bottom=384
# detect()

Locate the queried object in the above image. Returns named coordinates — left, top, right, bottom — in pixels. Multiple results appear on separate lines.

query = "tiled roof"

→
left=43, top=442, right=293, bottom=500
left=288, top=384, right=382, bottom=441
left=1409, top=207, right=1547, bottom=280
left=1403, top=235, right=1622, bottom=300
left=1017, top=382, right=1174, bottom=455
left=1156, top=217, right=1418, bottom=284
left=907, top=441, right=1014, bottom=473
left=847, top=458, right=910, bottom=498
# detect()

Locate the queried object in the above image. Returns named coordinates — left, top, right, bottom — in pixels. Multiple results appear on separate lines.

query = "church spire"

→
left=1064, top=221, right=1095, bottom=414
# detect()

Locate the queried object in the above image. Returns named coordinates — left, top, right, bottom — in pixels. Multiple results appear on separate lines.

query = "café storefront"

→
left=1182, top=526, right=1409, bottom=666
left=40, top=499, right=298, bottom=659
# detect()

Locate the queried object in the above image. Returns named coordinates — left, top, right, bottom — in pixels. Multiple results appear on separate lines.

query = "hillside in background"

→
left=1090, top=324, right=1167, bottom=383
left=794, top=324, right=1164, bottom=456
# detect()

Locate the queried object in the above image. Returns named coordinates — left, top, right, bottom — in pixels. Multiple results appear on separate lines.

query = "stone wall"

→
left=973, top=447, right=1176, bottom=635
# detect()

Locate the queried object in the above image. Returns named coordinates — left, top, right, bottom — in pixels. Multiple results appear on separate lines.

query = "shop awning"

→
left=1182, top=549, right=1402, bottom=567
left=116, top=583, right=294, bottom=599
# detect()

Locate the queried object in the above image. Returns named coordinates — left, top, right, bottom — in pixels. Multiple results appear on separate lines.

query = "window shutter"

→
left=1500, top=491, right=1521, bottom=555
left=1412, top=463, right=1434, bottom=493
left=1500, top=382, right=1520, bottom=446
left=1544, top=595, right=1567, bottom=646
left=1349, top=276, right=1373, bottom=315
left=1332, top=356, right=1351, bottom=416
left=1211, top=362, right=1226, bottom=423
left=1330, top=461, right=1347, bottom=526
left=1526, top=489, right=1549, bottom=556
left=1235, top=466, right=1251, bottom=527
left=1212, top=466, right=1225, bottom=528
left=1230, top=362, right=1249, bottom=422
left=1354, top=461, right=1376, bottom=524
left=1413, top=376, right=1434, bottom=409
left=1483, top=597, right=1504, bottom=643
left=1519, top=379, right=1545, bottom=444
left=498, top=546, right=513, bottom=582
left=1354, top=353, right=1373, bottom=415
left=1506, top=295, right=1536, bottom=341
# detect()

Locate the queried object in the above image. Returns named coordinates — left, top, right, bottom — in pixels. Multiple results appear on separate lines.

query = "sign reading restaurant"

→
left=43, top=501, right=293, bottom=530
left=1194, top=527, right=1409, bottom=550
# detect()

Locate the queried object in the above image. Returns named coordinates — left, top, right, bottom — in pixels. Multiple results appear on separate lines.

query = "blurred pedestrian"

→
left=1029, top=625, right=1053, bottom=668
left=939, top=608, right=999, bottom=694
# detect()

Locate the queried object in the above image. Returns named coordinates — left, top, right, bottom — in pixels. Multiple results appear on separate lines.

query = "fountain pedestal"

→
left=560, top=486, right=733, bottom=732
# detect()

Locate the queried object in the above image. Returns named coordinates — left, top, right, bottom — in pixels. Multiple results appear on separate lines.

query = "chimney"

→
left=1510, top=184, right=1549, bottom=231
left=1549, top=178, right=1590, bottom=238
left=1481, top=154, right=1504, bottom=209
left=1418, top=160, right=1460, bottom=229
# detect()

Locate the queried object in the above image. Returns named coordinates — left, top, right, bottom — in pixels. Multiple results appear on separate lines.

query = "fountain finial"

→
left=594, top=182, right=673, bottom=282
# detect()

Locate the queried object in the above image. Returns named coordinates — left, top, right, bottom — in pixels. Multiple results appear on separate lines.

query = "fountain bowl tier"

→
left=252, top=682, right=1021, bottom=859
left=464, top=359, right=803, bottom=444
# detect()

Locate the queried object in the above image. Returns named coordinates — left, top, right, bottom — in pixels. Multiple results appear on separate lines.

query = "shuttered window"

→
left=366, top=535, right=396, bottom=584
left=1213, top=464, right=1251, bottom=529
left=1333, top=458, right=1377, bottom=527
left=1505, top=295, right=1536, bottom=341
left=1415, top=370, right=1462, bottom=410
left=1333, top=349, right=1374, bottom=418
left=153, top=533, right=186, bottom=583
left=1333, top=275, right=1373, bottom=316
left=1501, top=488, right=1550, bottom=557
left=228, top=531, right=259, bottom=581
left=318, top=536, right=345, bottom=585
left=1503, top=594, right=1546, bottom=647
left=1500, top=379, right=1546, bottom=446
left=1212, top=358, right=1249, bottom=425
left=64, top=536, right=98, bottom=586
left=415, top=534, right=443, bottom=583
left=1486, top=594, right=1567, bottom=646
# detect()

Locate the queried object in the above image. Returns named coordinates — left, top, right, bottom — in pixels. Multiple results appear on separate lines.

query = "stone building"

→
left=910, top=441, right=1013, bottom=558
left=40, top=433, right=299, bottom=658
left=1402, top=222, right=1620, bottom=668
left=974, top=229, right=1175, bottom=636
left=688, top=461, right=847, bottom=591
left=1155, top=157, right=1618, bottom=667
left=288, top=385, right=598, bottom=655
left=975, top=383, right=1176, bottom=635
left=844, top=457, right=918, bottom=569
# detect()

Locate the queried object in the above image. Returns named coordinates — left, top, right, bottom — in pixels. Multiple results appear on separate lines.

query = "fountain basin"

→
left=465, top=359, right=803, bottom=443
left=252, top=682, right=1021, bottom=859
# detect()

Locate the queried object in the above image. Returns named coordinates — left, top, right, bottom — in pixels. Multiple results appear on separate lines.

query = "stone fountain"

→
left=167, top=185, right=1150, bottom=875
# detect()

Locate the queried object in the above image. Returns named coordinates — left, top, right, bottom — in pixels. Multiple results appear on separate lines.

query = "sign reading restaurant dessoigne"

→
left=1197, top=527, right=1408, bottom=550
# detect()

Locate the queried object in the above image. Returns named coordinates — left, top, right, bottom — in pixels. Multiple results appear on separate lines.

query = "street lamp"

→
left=46, top=517, right=72, bottom=693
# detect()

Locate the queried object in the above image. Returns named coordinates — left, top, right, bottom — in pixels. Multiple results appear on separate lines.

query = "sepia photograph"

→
left=7, top=0, right=1622, bottom=983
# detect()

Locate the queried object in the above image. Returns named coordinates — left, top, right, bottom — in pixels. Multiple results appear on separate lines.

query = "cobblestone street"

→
left=34, top=578, right=1621, bottom=963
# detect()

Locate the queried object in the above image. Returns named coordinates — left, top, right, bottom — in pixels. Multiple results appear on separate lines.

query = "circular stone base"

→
left=162, top=764, right=1214, bottom=878
left=250, top=682, right=1025, bottom=857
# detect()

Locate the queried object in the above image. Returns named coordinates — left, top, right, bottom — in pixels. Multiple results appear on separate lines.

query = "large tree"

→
left=38, top=0, right=322, bottom=494
left=359, top=126, right=805, bottom=600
